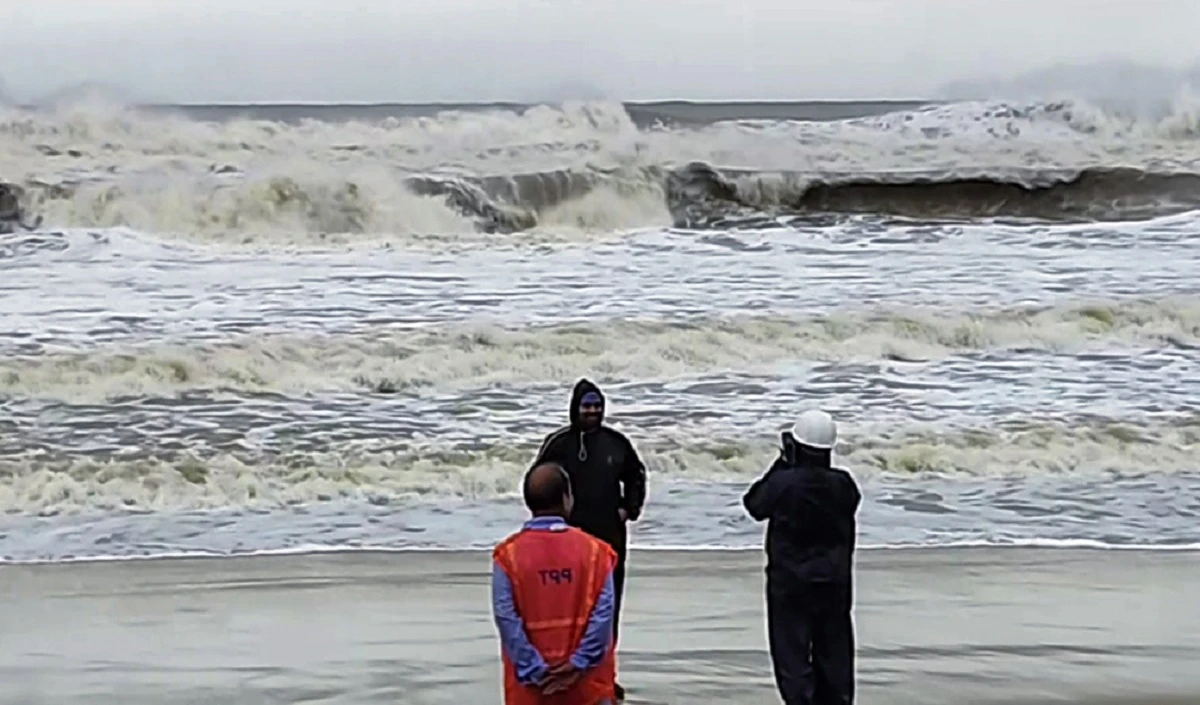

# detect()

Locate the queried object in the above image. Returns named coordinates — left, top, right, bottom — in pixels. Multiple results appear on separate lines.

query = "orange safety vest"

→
left=493, top=523, right=618, bottom=705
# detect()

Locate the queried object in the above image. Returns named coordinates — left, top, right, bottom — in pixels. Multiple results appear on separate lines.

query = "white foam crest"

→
left=536, top=181, right=672, bottom=233
left=1, top=417, right=1195, bottom=516
left=21, top=166, right=674, bottom=249
left=2, top=100, right=640, bottom=166
left=8, top=96, right=1200, bottom=243
left=31, top=183, right=674, bottom=250
left=29, top=163, right=484, bottom=246
left=665, top=97, right=1200, bottom=172
left=839, top=100, right=1134, bottom=140
left=4, top=296, right=1197, bottom=402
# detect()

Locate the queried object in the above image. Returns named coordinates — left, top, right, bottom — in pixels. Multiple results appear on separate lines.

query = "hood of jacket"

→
left=568, top=378, right=606, bottom=429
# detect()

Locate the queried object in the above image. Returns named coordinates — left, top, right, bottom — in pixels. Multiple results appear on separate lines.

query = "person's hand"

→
left=541, top=662, right=581, bottom=695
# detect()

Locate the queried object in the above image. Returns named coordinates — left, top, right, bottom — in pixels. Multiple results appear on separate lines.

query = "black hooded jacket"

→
left=531, top=379, right=648, bottom=554
left=743, top=450, right=861, bottom=590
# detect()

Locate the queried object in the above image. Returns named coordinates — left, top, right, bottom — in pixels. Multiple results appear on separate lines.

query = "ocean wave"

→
left=3, top=417, right=1195, bottom=516
left=6, top=98, right=1200, bottom=242
left=3, top=296, right=1196, bottom=401
left=13, top=164, right=1200, bottom=246
left=666, top=163, right=1200, bottom=228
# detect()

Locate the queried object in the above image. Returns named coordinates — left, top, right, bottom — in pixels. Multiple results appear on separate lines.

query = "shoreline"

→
left=4, top=541, right=1199, bottom=569
left=2, top=546, right=1195, bottom=704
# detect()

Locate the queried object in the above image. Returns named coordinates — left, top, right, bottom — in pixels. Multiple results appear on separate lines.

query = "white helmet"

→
left=789, top=409, right=838, bottom=449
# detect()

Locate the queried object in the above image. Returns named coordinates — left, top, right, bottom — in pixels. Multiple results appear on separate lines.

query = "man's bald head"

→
left=523, top=462, right=573, bottom=517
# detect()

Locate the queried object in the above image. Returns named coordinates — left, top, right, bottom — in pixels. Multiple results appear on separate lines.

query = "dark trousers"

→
left=610, top=550, right=626, bottom=646
left=580, top=526, right=627, bottom=649
left=766, top=582, right=855, bottom=705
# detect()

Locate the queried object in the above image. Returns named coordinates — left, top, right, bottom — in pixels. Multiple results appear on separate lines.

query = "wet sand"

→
left=1, top=547, right=1196, bottom=705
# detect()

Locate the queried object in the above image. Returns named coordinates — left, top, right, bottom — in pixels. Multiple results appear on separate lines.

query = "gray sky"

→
left=0, top=0, right=1195, bottom=103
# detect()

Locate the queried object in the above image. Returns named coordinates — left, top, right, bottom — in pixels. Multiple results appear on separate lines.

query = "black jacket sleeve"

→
left=617, top=434, right=647, bottom=520
left=743, top=460, right=786, bottom=521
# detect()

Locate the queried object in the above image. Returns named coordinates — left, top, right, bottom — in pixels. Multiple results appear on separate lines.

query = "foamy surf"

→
left=3, top=538, right=1198, bottom=568
left=1, top=415, right=1195, bottom=516
left=7, top=97, right=1200, bottom=244
left=0, top=294, right=1195, bottom=401
left=4, top=97, right=1199, bottom=561
left=2, top=468, right=1198, bottom=564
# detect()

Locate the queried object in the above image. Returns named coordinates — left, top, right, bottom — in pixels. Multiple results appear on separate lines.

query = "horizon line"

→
left=12, top=98, right=942, bottom=109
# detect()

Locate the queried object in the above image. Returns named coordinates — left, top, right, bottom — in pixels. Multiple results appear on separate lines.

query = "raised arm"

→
left=742, top=461, right=785, bottom=522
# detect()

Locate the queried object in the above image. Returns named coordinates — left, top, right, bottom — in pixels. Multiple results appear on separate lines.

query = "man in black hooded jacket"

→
left=531, top=378, right=647, bottom=701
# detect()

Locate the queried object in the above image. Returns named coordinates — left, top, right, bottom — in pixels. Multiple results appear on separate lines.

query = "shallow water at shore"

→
left=1, top=547, right=1196, bottom=704
left=3, top=469, right=1199, bottom=564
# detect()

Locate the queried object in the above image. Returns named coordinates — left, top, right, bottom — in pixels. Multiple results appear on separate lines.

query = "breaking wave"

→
left=4, top=416, right=1197, bottom=516
left=6, top=97, right=1200, bottom=243
left=666, top=163, right=1200, bottom=229
left=3, top=296, right=1197, bottom=401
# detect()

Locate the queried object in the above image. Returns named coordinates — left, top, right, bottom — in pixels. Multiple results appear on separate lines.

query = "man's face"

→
left=578, top=400, right=603, bottom=430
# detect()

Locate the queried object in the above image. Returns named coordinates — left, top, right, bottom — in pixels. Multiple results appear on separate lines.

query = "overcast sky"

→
left=0, top=0, right=1195, bottom=103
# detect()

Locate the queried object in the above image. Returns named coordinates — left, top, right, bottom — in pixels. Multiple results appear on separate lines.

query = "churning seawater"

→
left=1, top=98, right=1199, bottom=563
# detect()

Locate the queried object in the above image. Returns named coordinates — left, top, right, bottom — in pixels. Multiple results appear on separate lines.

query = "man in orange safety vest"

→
left=492, top=462, right=620, bottom=704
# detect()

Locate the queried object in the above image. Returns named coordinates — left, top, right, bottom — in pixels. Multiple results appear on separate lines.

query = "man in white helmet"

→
left=743, top=409, right=861, bottom=705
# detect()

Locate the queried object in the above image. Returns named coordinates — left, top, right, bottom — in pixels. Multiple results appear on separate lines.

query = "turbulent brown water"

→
left=1, top=97, right=1199, bottom=563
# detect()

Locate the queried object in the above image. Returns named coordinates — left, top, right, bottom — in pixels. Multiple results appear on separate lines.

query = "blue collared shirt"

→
left=491, top=515, right=616, bottom=685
